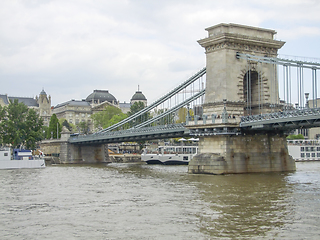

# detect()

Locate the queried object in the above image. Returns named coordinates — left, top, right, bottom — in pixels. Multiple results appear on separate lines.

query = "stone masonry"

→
left=188, top=133, right=296, bottom=174
left=188, top=23, right=296, bottom=174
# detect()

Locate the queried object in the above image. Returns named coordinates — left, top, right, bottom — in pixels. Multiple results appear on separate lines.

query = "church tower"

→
left=37, top=89, right=52, bottom=126
left=130, top=86, right=147, bottom=107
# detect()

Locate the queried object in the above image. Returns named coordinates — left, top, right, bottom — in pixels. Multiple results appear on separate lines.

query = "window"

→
left=317, top=147, right=320, bottom=151
left=306, top=153, right=310, bottom=158
left=69, top=119, right=73, bottom=123
left=311, top=147, right=315, bottom=151
left=305, top=147, right=310, bottom=151
left=312, top=153, right=316, bottom=157
left=301, top=153, right=305, bottom=158
left=75, top=119, right=79, bottom=124
left=317, top=153, right=320, bottom=157
left=301, top=147, right=305, bottom=151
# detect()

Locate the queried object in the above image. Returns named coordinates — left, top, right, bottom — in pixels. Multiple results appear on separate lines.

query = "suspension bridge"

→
left=69, top=52, right=320, bottom=144
left=66, top=23, right=320, bottom=174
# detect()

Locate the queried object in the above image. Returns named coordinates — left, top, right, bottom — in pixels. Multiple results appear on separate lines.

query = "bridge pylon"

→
left=188, top=23, right=296, bottom=174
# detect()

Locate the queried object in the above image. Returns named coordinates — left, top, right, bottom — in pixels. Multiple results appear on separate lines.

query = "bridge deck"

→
left=69, top=124, right=190, bottom=144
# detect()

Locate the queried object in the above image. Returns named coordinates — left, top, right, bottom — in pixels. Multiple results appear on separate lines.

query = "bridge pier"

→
left=188, top=133, right=295, bottom=174
left=67, top=144, right=109, bottom=163
left=187, top=23, right=296, bottom=174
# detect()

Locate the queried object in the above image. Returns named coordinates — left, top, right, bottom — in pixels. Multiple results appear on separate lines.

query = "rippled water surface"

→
left=1, top=162, right=320, bottom=239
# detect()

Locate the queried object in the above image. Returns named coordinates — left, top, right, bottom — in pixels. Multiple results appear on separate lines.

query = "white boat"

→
left=287, top=139, right=320, bottom=162
left=141, top=145, right=198, bottom=165
left=0, top=147, right=45, bottom=169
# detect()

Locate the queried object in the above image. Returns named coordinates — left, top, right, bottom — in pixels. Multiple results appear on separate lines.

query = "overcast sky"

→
left=1, top=0, right=320, bottom=106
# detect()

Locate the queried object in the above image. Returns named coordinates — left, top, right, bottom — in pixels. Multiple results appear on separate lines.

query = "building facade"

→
left=52, top=89, right=148, bottom=132
left=0, top=89, right=52, bottom=126
left=1, top=88, right=147, bottom=131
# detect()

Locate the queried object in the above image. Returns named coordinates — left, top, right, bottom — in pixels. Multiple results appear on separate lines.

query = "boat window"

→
left=305, top=147, right=309, bottom=151
left=317, top=153, right=320, bottom=157
left=311, top=147, right=315, bottom=151
left=301, top=153, right=305, bottom=158
left=301, top=147, right=304, bottom=151
left=306, top=153, right=310, bottom=158
left=183, top=156, right=188, bottom=160
left=317, top=147, right=320, bottom=151
left=312, top=153, right=316, bottom=157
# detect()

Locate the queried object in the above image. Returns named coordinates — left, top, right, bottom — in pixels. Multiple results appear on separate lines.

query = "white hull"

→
left=0, top=159, right=45, bottom=169
left=141, top=153, right=192, bottom=165
left=0, top=148, right=46, bottom=169
left=287, top=139, right=320, bottom=162
left=141, top=145, right=198, bottom=165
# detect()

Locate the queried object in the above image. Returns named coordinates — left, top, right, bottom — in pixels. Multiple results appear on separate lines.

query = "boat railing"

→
left=287, top=139, right=320, bottom=146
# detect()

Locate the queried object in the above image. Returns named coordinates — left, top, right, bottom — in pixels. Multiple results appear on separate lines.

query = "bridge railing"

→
left=70, top=123, right=188, bottom=143
left=240, top=108, right=320, bottom=124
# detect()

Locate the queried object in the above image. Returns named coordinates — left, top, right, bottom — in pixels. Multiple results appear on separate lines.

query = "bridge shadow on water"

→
left=46, top=162, right=320, bottom=239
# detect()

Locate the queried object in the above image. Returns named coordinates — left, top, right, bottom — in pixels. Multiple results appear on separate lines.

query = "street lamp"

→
left=305, top=93, right=309, bottom=108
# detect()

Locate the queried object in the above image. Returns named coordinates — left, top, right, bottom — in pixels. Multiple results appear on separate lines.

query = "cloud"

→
left=277, top=26, right=320, bottom=40
left=1, top=0, right=320, bottom=106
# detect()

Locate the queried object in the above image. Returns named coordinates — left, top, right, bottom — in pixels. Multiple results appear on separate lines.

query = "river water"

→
left=0, top=162, right=319, bottom=240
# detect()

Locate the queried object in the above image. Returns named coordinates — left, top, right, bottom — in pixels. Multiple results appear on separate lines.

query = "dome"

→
left=86, top=90, right=117, bottom=104
left=131, top=91, right=147, bottom=101
left=40, top=89, right=47, bottom=95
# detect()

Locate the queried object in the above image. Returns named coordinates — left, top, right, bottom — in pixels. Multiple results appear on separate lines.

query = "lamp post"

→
left=305, top=93, right=309, bottom=109
left=222, top=99, right=228, bottom=123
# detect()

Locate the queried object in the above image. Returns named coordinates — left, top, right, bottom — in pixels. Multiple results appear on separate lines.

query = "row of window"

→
left=69, top=119, right=92, bottom=124
left=300, top=147, right=320, bottom=152
left=301, top=153, right=320, bottom=158
left=70, top=113, right=91, bottom=118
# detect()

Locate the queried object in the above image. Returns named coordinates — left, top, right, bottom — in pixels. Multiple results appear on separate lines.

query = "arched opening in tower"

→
left=243, top=70, right=261, bottom=115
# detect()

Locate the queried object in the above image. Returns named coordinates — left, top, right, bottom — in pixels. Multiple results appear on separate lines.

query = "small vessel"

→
left=141, top=145, right=198, bottom=165
left=287, top=139, right=320, bottom=162
left=0, top=147, right=45, bottom=169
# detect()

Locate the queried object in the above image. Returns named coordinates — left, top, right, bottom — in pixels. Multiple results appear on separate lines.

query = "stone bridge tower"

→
left=198, top=23, right=285, bottom=116
left=188, top=23, right=296, bottom=175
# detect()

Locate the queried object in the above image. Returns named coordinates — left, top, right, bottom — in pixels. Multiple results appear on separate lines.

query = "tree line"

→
left=0, top=100, right=43, bottom=149
left=0, top=100, right=191, bottom=150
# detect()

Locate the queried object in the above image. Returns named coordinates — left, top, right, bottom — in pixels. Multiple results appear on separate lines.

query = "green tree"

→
left=153, top=108, right=174, bottom=125
left=0, top=105, right=6, bottom=145
left=128, top=102, right=150, bottom=127
left=0, top=99, right=44, bottom=149
left=91, top=105, right=126, bottom=129
left=76, top=121, right=90, bottom=134
left=287, top=134, right=305, bottom=140
left=176, top=107, right=194, bottom=123
left=108, top=113, right=127, bottom=127
left=128, top=102, right=145, bottom=116
left=47, top=114, right=61, bottom=139
left=59, top=118, right=73, bottom=132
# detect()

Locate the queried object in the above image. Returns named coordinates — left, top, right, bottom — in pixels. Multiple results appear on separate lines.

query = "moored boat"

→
left=0, top=147, right=45, bottom=169
left=287, top=139, right=320, bottom=162
left=141, top=145, right=198, bottom=165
